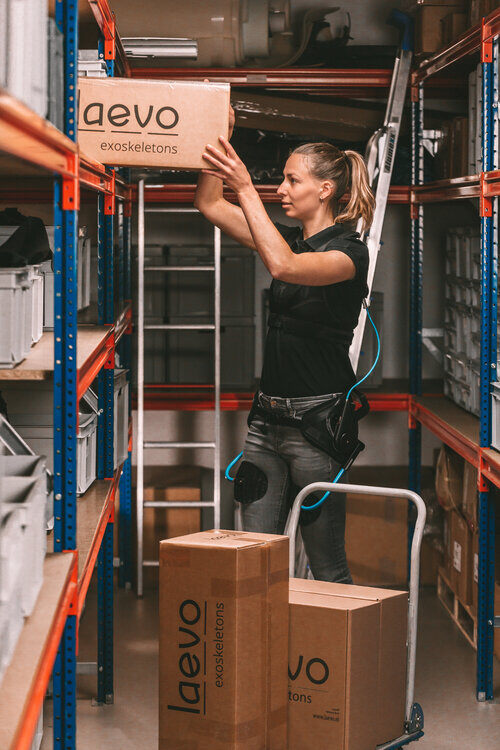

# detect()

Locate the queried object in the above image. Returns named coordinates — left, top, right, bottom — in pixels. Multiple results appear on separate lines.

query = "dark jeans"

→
left=239, top=391, right=352, bottom=583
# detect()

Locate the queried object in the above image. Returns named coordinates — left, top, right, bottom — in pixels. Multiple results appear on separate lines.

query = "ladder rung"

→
left=144, top=324, right=215, bottom=331
left=144, top=266, right=215, bottom=272
left=143, top=441, right=216, bottom=449
left=144, top=501, right=216, bottom=508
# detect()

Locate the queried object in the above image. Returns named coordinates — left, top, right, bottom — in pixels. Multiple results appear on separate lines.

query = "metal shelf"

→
left=0, top=552, right=77, bottom=750
left=134, top=183, right=411, bottom=205
left=130, top=66, right=461, bottom=98
left=76, top=470, right=120, bottom=617
left=84, top=0, right=130, bottom=76
left=136, top=384, right=411, bottom=412
left=412, top=7, right=500, bottom=82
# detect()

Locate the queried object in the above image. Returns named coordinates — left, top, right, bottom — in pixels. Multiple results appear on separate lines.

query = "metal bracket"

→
left=480, top=174, right=493, bottom=217
left=104, top=170, right=116, bottom=215
left=421, top=129, right=444, bottom=157
left=422, top=328, right=444, bottom=364
left=482, top=19, right=493, bottom=63
left=104, top=17, right=116, bottom=61
left=62, top=154, right=80, bottom=211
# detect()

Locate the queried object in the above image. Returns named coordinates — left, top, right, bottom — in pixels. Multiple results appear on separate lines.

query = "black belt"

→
left=267, top=313, right=353, bottom=344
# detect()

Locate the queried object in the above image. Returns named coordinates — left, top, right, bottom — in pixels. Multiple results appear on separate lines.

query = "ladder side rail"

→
left=137, top=179, right=145, bottom=597
left=214, top=226, right=221, bottom=529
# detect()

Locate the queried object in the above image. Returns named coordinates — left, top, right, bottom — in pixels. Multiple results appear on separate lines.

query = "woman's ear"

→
left=320, top=181, right=335, bottom=201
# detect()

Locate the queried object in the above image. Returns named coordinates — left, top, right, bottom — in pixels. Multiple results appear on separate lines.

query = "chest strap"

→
left=267, top=313, right=353, bottom=344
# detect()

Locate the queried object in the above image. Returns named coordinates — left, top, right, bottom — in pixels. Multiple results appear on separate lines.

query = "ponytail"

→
left=335, top=150, right=375, bottom=232
left=291, top=142, right=375, bottom=232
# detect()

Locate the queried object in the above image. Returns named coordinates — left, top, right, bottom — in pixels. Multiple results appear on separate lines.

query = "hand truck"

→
left=285, top=481, right=426, bottom=749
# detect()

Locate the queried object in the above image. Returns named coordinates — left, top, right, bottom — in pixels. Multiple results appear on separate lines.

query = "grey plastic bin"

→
left=0, top=266, right=34, bottom=367
left=1, top=454, right=52, bottom=532
left=2, top=476, right=46, bottom=618
left=43, top=226, right=91, bottom=328
left=114, top=369, right=129, bottom=469
left=29, top=266, right=44, bottom=344
left=0, top=499, right=24, bottom=682
left=1, top=381, right=98, bottom=495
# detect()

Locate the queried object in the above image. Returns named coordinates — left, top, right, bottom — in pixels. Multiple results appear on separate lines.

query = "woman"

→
left=195, top=106, right=374, bottom=583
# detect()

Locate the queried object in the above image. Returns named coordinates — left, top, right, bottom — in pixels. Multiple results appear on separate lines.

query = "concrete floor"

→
left=42, top=583, right=499, bottom=750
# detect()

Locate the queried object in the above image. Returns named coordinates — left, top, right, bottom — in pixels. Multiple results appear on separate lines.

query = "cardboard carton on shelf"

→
left=289, top=579, right=408, bottom=748
left=345, top=491, right=408, bottom=587
left=441, top=11, right=468, bottom=44
left=462, top=460, right=478, bottom=530
left=415, top=1, right=467, bottom=54
left=450, top=508, right=472, bottom=605
left=287, top=583, right=380, bottom=750
left=78, top=77, right=230, bottom=168
left=159, top=530, right=289, bottom=750
left=435, top=445, right=463, bottom=511
left=131, top=466, right=202, bottom=588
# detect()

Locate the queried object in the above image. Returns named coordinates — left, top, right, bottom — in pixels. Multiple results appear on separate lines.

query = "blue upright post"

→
left=98, top=520, right=114, bottom=703
left=119, top=455, right=133, bottom=588
left=476, top=27, right=496, bottom=702
left=408, top=83, right=424, bottom=578
left=53, top=0, right=78, bottom=747
left=95, top=33, right=115, bottom=706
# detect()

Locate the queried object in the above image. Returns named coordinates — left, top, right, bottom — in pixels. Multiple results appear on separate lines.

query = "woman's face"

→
left=276, top=153, right=333, bottom=222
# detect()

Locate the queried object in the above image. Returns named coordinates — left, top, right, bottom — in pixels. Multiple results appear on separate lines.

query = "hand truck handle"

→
left=285, top=481, right=426, bottom=726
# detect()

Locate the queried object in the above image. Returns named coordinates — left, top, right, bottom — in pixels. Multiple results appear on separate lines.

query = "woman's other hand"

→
left=202, top=137, right=253, bottom=195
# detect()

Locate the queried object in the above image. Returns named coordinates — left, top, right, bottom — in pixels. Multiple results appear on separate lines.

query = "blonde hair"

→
left=291, top=142, right=375, bottom=232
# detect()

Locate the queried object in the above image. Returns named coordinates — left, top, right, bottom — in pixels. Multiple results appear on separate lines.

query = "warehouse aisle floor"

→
left=42, top=584, right=499, bottom=750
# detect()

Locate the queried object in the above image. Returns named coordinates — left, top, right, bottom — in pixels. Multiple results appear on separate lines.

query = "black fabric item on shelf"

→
left=0, top=208, right=52, bottom=266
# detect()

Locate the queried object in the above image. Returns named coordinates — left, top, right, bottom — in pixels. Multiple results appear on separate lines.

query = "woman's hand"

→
left=202, top=136, right=253, bottom=195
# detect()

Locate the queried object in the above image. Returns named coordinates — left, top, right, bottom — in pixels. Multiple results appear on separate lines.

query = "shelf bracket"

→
left=104, top=169, right=116, bottom=215
left=480, top=174, right=493, bottom=217
left=482, top=18, right=493, bottom=63
left=62, top=155, right=80, bottom=211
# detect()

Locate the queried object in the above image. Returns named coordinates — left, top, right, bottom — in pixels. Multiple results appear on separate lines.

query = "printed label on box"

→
left=453, top=541, right=462, bottom=573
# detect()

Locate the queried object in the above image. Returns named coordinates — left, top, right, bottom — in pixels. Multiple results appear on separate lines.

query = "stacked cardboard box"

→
left=132, top=466, right=202, bottom=588
left=288, top=580, right=408, bottom=749
left=345, top=491, right=408, bottom=587
left=469, top=0, right=500, bottom=26
left=415, top=0, right=467, bottom=54
left=159, top=530, right=289, bottom=750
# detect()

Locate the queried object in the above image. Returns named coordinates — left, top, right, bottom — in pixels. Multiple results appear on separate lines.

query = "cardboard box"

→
left=450, top=509, right=472, bottom=604
left=289, top=579, right=407, bottom=746
left=132, top=466, right=202, bottom=588
left=443, top=509, right=453, bottom=580
left=159, top=530, right=289, bottom=750
left=421, top=537, right=444, bottom=585
left=288, top=583, right=380, bottom=750
left=462, top=461, right=478, bottom=530
left=435, top=446, right=463, bottom=511
left=78, top=77, right=230, bottom=168
left=470, top=0, right=500, bottom=26
left=441, top=11, right=468, bottom=43
left=471, top=531, right=479, bottom=613
left=345, top=492, right=407, bottom=586
left=416, top=3, right=466, bottom=53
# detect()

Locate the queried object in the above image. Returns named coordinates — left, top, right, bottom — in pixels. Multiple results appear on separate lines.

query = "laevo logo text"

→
left=168, top=599, right=206, bottom=715
left=81, top=102, right=179, bottom=134
left=288, top=655, right=330, bottom=704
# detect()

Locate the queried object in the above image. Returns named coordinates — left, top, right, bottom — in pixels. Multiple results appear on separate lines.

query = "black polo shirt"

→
left=259, top=222, right=369, bottom=398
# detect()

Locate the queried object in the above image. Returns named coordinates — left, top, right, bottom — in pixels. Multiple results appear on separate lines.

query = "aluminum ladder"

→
left=349, top=12, right=413, bottom=372
left=136, top=179, right=221, bottom=596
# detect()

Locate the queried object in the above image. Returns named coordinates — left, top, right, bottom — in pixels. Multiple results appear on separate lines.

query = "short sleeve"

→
left=326, top=235, right=369, bottom=284
left=274, top=221, right=301, bottom=245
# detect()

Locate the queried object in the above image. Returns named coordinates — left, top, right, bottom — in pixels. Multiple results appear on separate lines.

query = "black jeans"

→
left=239, top=392, right=352, bottom=583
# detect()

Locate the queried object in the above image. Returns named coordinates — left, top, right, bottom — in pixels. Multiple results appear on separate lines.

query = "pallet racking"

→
left=134, top=10, right=500, bottom=701
left=0, top=0, right=132, bottom=747
left=409, top=9, right=500, bottom=701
